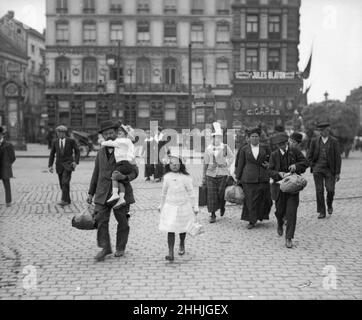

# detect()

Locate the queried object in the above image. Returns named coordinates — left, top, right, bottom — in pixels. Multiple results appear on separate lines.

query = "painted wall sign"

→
left=234, top=71, right=301, bottom=80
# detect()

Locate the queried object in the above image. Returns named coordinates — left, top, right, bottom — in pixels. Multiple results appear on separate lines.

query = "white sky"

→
left=0, top=0, right=361, bottom=103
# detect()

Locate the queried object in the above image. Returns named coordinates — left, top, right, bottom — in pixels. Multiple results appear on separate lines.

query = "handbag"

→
left=71, top=205, right=97, bottom=230
left=198, top=183, right=208, bottom=207
left=186, top=217, right=204, bottom=237
left=224, top=183, right=244, bottom=205
left=278, top=173, right=307, bottom=194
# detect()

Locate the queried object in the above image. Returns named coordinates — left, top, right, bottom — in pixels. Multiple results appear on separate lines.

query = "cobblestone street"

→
left=0, top=151, right=361, bottom=300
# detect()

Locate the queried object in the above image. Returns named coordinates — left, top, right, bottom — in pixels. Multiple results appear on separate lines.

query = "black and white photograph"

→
left=0, top=0, right=361, bottom=306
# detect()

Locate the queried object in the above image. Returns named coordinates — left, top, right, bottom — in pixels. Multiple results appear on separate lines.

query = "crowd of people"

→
left=0, top=118, right=343, bottom=262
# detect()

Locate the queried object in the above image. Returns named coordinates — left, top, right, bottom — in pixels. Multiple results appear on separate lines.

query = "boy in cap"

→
left=306, top=121, right=341, bottom=218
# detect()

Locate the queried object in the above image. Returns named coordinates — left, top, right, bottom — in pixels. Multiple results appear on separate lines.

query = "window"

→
left=58, top=101, right=70, bottom=126
left=31, top=45, right=35, bottom=53
left=56, top=0, right=68, bottom=14
left=83, top=58, right=97, bottom=83
left=164, top=58, right=177, bottom=85
left=137, top=21, right=150, bottom=44
left=55, top=57, right=70, bottom=83
left=31, top=60, right=35, bottom=73
left=269, top=16, right=280, bottom=39
left=84, top=101, right=97, bottom=128
left=191, top=0, right=204, bottom=14
left=56, top=22, right=69, bottom=44
left=110, top=0, right=122, bottom=13
left=110, top=63, right=124, bottom=84
left=191, top=23, right=204, bottom=44
left=217, top=0, right=230, bottom=15
left=83, top=22, right=96, bottom=44
left=164, top=21, right=177, bottom=45
left=110, top=23, right=123, bottom=43
left=137, top=0, right=150, bottom=13
left=164, top=0, right=177, bottom=13
left=164, top=102, right=176, bottom=121
left=246, top=49, right=258, bottom=71
left=216, top=23, right=230, bottom=43
left=83, top=0, right=95, bottom=13
left=268, top=49, right=280, bottom=70
left=216, top=61, right=229, bottom=86
left=138, top=101, right=150, bottom=118
left=246, top=15, right=259, bottom=39
left=136, top=58, right=151, bottom=84
left=192, top=61, right=203, bottom=85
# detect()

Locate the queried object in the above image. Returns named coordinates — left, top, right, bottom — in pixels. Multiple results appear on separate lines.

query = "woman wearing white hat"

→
left=158, top=147, right=199, bottom=261
left=202, top=122, right=234, bottom=223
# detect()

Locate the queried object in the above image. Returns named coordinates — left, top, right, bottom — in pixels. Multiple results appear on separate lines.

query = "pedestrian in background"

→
left=87, top=120, right=139, bottom=262
left=307, top=121, right=342, bottom=219
left=158, top=148, right=198, bottom=261
left=48, top=125, right=80, bottom=207
left=202, top=122, right=234, bottom=223
left=235, top=127, right=272, bottom=229
left=0, top=127, right=16, bottom=207
left=268, top=132, right=308, bottom=248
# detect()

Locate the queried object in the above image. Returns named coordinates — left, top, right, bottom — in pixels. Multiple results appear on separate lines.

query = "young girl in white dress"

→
left=158, top=149, right=199, bottom=261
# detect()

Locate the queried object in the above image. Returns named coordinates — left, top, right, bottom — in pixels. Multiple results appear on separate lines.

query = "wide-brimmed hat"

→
left=316, top=120, right=330, bottom=129
left=55, top=125, right=68, bottom=132
left=273, top=132, right=289, bottom=145
left=168, top=147, right=186, bottom=164
left=290, top=132, right=303, bottom=143
left=98, top=120, right=120, bottom=133
left=211, top=122, right=223, bottom=136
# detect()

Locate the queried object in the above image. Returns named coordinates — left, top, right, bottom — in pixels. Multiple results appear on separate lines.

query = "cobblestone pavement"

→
left=0, top=152, right=361, bottom=300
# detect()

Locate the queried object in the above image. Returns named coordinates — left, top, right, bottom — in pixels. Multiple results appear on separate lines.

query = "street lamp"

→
left=106, top=39, right=121, bottom=120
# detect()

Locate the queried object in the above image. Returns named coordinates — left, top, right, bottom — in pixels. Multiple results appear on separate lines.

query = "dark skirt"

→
left=206, top=175, right=228, bottom=213
left=241, top=182, right=272, bottom=224
left=144, top=164, right=154, bottom=178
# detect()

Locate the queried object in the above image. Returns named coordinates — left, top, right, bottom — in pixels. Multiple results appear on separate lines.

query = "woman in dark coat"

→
left=235, top=127, right=272, bottom=229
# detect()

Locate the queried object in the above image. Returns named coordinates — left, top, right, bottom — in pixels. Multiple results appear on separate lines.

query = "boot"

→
left=94, top=248, right=112, bottom=262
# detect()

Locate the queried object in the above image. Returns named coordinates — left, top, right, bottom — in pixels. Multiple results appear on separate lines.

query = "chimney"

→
left=7, top=11, right=15, bottom=19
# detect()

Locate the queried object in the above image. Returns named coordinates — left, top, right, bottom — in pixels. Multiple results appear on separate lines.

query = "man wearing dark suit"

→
left=306, top=121, right=341, bottom=219
left=48, top=125, right=80, bottom=207
left=87, top=120, right=139, bottom=262
left=0, top=127, right=16, bottom=207
left=268, top=132, right=308, bottom=248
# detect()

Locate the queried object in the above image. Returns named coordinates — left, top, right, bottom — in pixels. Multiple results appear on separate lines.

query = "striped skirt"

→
left=206, top=175, right=228, bottom=213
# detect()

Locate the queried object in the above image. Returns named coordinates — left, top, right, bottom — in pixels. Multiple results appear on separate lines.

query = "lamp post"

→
left=188, top=42, right=192, bottom=130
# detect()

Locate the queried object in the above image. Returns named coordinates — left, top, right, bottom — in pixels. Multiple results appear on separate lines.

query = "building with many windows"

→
left=45, top=0, right=233, bottom=132
left=231, top=0, right=303, bottom=132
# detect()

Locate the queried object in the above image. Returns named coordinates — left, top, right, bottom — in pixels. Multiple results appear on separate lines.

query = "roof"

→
left=0, top=31, right=28, bottom=60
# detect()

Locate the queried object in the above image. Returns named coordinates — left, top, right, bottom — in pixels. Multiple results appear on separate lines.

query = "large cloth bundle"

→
left=224, top=184, right=244, bottom=205
left=279, top=174, right=307, bottom=194
left=72, top=205, right=97, bottom=230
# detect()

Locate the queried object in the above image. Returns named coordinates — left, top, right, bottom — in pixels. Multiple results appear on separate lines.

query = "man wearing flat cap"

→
left=268, top=132, right=308, bottom=248
left=289, top=132, right=304, bottom=150
left=87, top=120, right=139, bottom=262
left=306, top=120, right=341, bottom=219
left=48, top=125, right=80, bottom=207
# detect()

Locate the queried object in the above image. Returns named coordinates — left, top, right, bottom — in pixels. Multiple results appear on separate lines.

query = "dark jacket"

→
left=88, top=147, right=139, bottom=205
left=48, top=138, right=80, bottom=174
left=306, top=136, right=341, bottom=175
left=235, top=144, right=271, bottom=183
left=0, top=140, right=16, bottom=179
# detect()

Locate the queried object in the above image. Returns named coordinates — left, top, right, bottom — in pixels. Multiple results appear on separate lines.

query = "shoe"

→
left=328, top=207, right=333, bottom=215
left=220, top=207, right=225, bottom=217
left=145, top=177, right=150, bottom=181
left=209, top=215, right=216, bottom=223
left=107, top=193, right=120, bottom=203
left=57, top=201, right=70, bottom=207
left=165, top=255, right=174, bottom=261
left=286, top=239, right=293, bottom=249
left=318, top=213, right=326, bottom=219
left=178, top=246, right=185, bottom=255
left=247, top=223, right=255, bottom=229
left=6, top=203, right=11, bottom=207
left=94, top=248, right=112, bottom=262
left=114, top=250, right=125, bottom=257
left=113, top=198, right=126, bottom=210
left=277, top=224, right=283, bottom=236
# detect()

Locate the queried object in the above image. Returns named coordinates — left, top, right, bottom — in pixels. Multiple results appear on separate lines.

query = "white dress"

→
left=158, top=172, right=196, bottom=233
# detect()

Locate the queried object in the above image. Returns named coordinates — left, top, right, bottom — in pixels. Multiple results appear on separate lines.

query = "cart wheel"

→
left=79, top=145, right=89, bottom=158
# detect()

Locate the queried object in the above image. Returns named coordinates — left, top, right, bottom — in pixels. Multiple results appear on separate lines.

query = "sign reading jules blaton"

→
left=234, top=71, right=301, bottom=80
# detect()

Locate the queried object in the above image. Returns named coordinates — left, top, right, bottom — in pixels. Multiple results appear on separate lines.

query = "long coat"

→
left=88, top=147, right=139, bottom=205
left=48, top=138, right=80, bottom=174
left=0, top=140, right=16, bottom=179
left=306, top=136, right=341, bottom=176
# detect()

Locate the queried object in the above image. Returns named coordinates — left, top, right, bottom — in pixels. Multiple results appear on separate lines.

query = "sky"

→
left=0, top=0, right=361, bottom=103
